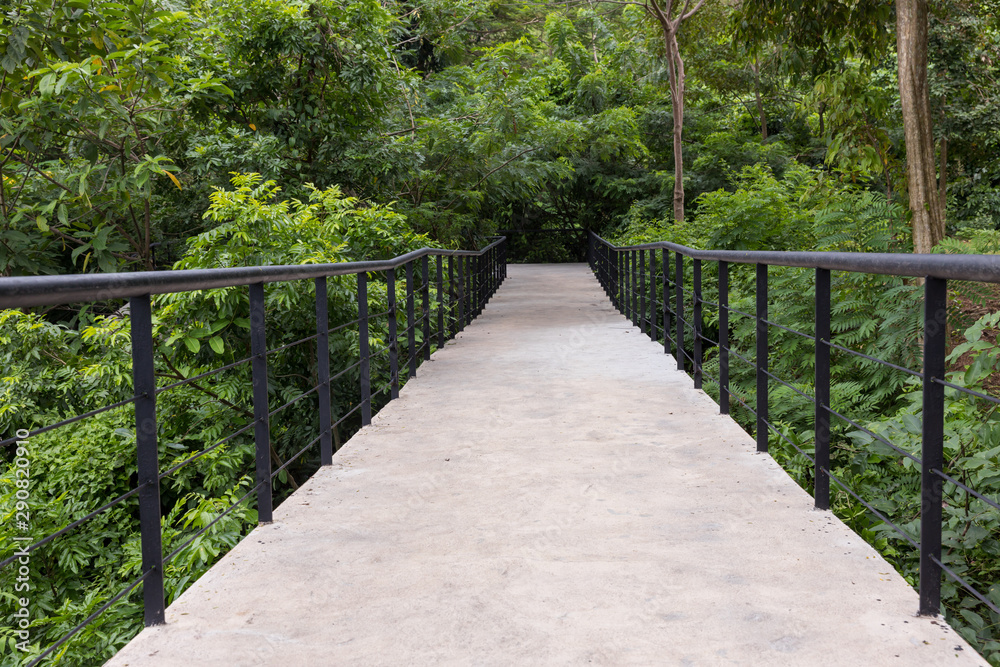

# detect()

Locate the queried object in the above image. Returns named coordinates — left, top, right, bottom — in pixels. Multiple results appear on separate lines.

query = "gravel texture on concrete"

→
left=108, top=263, right=986, bottom=666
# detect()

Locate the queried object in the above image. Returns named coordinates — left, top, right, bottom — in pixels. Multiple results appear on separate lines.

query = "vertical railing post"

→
left=422, top=256, right=431, bottom=362
left=465, top=256, right=472, bottom=326
left=605, top=244, right=611, bottom=297
left=919, top=275, right=947, bottom=616
left=756, top=264, right=769, bottom=453
left=476, top=254, right=484, bottom=315
left=448, top=255, right=456, bottom=338
left=662, top=249, right=670, bottom=355
left=626, top=250, right=632, bottom=320
left=718, top=261, right=729, bottom=415
left=649, top=248, right=657, bottom=343
left=621, top=249, right=627, bottom=314
left=639, top=251, right=647, bottom=334
left=474, top=254, right=480, bottom=314
left=316, top=277, right=333, bottom=464
left=615, top=250, right=628, bottom=317
left=388, top=269, right=399, bottom=400
left=358, top=272, right=371, bottom=426
left=618, top=250, right=625, bottom=313
left=437, top=255, right=445, bottom=348
left=249, top=282, right=273, bottom=522
left=814, top=268, right=831, bottom=509
left=129, top=294, right=165, bottom=626
left=693, top=259, right=703, bottom=389
left=613, top=250, right=620, bottom=310
left=604, top=243, right=610, bottom=296
left=633, top=251, right=640, bottom=326
left=469, top=255, right=475, bottom=321
left=675, top=252, right=684, bottom=372
left=406, top=261, right=417, bottom=378
left=456, top=256, right=465, bottom=333
left=472, top=254, right=477, bottom=320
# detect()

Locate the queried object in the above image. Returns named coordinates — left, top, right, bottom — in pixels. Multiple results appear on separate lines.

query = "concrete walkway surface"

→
left=108, top=264, right=985, bottom=666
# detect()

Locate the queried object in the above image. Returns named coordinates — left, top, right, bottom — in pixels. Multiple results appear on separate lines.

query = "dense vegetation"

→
left=2, top=0, right=1000, bottom=663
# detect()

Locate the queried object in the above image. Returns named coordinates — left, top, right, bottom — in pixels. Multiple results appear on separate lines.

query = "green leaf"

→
left=208, top=336, right=224, bottom=354
left=71, top=243, right=92, bottom=263
left=35, top=215, right=49, bottom=232
left=182, top=337, right=200, bottom=353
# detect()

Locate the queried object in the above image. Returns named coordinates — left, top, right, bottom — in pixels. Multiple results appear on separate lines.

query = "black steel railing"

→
left=589, top=231, right=1000, bottom=621
left=0, top=237, right=507, bottom=665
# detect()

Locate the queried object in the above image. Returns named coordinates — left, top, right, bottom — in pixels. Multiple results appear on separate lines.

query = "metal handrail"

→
left=587, top=230, right=999, bottom=627
left=0, top=239, right=507, bottom=308
left=608, top=238, right=1000, bottom=283
left=0, top=237, right=508, bottom=666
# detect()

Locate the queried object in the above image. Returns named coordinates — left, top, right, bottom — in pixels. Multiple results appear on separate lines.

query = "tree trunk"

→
left=896, top=0, right=944, bottom=253
left=666, top=35, right=686, bottom=223
left=646, top=0, right=706, bottom=225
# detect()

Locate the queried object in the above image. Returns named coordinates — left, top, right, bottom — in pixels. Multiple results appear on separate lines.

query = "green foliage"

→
left=693, top=163, right=814, bottom=251
left=0, top=0, right=233, bottom=274
left=0, top=173, right=439, bottom=664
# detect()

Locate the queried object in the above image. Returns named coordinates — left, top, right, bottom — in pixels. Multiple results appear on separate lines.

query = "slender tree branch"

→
left=443, top=146, right=542, bottom=210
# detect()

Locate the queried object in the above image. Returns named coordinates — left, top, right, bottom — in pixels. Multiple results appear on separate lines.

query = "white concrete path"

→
left=109, top=264, right=985, bottom=666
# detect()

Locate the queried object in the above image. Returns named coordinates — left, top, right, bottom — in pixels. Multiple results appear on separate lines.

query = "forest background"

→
left=3, top=0, right=1000, bottom=664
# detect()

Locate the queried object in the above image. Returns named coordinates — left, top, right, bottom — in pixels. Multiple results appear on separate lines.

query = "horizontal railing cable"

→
left=826, top=340, right=923, bottom=379
left=762, top=419, right=816, bottom=463
left=729, top=391, right=758, bottom=418
left=762, top=318, right=816, bottom=342
left=271, top=433, right=325, bottom=479
left=267, top=332, right=321, bottom=356
left=933, top=377, right=1000, bottom=405
left=825, top=469, right=920, bottom=550
left=932, top=469, right=1000, bottom=512
left=331, top=358, right=363, bottom=382
left=268, top=384, right=322, bottom=419
left=155, top=356, right=254, bottom=395
left=931, top=555, right=1000, bottom=615
left=0, top=483, right=147, bottom=570
left=332, top=402, right=363, bottom=430
left=163, top=480, right=267, bottom=565
left=825, top=406, right=922, bottom=465
left=761, top=368, right=815, bottom=405
left=158, top=420, right=255, bottom=481
left=26, top=569, right=153, bottom=667
left=0, top=396, right=137, bottom=448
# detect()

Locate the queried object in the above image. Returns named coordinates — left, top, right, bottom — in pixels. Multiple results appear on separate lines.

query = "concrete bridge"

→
left=108, top=264, right=983, bottom=666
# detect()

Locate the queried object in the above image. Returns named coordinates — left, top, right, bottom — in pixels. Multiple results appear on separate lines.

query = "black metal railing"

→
left=589, top=231, right=1000, bottom=621
left=0, top=238, right=507, bottom=665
